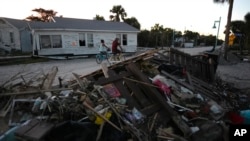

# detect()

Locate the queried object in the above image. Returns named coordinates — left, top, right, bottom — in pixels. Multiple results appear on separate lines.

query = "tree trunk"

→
left=224, top=0, right=234, bottom=60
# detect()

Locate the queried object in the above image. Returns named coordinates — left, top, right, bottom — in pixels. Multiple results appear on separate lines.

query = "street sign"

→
left=229, top=34, right=236, bottom=46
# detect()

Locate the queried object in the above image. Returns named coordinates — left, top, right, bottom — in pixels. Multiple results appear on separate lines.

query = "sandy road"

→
left=0, top=57, right=103, bottom=86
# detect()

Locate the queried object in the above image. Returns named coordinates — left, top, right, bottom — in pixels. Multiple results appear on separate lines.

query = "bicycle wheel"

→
left=96, top=54, right=102, bottom=64
left=106, top=54, right=111, bottom=64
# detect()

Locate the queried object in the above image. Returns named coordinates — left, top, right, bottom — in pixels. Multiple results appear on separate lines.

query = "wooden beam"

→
left=107, top=70, right=141, bottom=109
left=0, top=88, right=72, bottom=96
left=42, top=66, right=58, bottom=90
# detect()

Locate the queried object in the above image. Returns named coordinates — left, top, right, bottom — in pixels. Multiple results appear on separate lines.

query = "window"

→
left=116, top=34, right=127, bottom=45
left=122, top=34, right=127, bottom=46
left=40, top=35, right=62, bottom=49
left=79, top=33, right=86, bottom=46
left=87, top=33, right=94, bottom=47
left=40, top=35, right=51, bottom=48
left=51, top=35, right=62, bottom=48
left=10, top=32, right=14, bottom=43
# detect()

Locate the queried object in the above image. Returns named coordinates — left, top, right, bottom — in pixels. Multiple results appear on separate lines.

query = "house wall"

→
left=33, top=30, right=137, bottom=56
left=0, top=19, right=21, bottom=51
left=20, top=30, right=33, bottom=52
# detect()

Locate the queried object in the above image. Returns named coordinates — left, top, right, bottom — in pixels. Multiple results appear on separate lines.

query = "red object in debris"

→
left=228, top=112, right=244, bottom=124
left=103, top=83, right=121, bottom=98
left=153, top=79, right=172, bottom=96
left=182, top=67, right=187, bottom=76
left=185, top=111, right=198, bottom=119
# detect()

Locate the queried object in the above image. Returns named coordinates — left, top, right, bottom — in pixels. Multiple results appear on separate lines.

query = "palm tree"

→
left=26, top=8, right=57, bottom=22
left=93, top=14, right=105, bottom=21
left=213, top=0, right=234, bottom=60
left=109, top=5, right=127, bottom=22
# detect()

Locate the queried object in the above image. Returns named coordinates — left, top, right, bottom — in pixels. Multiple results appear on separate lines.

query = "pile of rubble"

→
left=0, top=49, right=249, bottom=141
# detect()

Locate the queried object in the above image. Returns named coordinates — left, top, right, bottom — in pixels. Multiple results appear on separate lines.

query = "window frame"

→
left=122, top=34, right=127, bottom=46
left=79, top=33, right=86, bottom=47
left=39, top=35, right=62, bottom=49
left=51, top=35, right=62, bottom=48
left=116, top=33, right=128, bottom=46
left=87, top=33, right=94, bottom=47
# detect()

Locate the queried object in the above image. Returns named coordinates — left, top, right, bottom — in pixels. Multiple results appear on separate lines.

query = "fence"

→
left=168, top=48, right=218, bottom=83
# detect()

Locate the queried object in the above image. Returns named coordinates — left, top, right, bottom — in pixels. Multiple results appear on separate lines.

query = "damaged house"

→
left=0, top=18, right=32, bottom=53
left=0, top=17, right=139, bottom=56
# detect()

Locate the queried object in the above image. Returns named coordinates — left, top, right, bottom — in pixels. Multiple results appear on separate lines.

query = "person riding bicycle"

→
left=112, top=38, right=123, bottom=55
left=99, top=39, right=110, bottom=55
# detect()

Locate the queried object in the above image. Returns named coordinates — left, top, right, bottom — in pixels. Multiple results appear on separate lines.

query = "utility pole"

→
left=224, top=0, right=234, bottom=60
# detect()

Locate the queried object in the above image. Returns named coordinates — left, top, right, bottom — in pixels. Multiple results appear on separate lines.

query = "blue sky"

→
left=0, top=0, right=249, bottom=39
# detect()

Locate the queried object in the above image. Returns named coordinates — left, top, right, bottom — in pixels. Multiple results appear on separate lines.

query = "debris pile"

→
left=0, top=48, right=249, bottom=141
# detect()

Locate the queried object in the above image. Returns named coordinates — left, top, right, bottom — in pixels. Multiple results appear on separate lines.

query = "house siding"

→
left=0, top=20, right=21, bottom=50
left=20, top=30, right=32, bottom=52
left=33, top=30, right=137, bottom=56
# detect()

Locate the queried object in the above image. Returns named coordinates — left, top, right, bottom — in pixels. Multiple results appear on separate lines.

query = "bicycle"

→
left=95, top=52, right=111, bottom=64
left=108, top=52, right=126, bottom=63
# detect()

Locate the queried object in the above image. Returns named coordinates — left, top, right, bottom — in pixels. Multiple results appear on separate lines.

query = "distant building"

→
left=0, top=17, right=139, bottom=56
left=175, top=37, right=194, bottom=48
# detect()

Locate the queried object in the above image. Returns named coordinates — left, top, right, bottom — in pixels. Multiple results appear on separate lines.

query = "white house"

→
left=0, top=18, right=32, bottom=52
left=0, top=17, right=140, bottom=56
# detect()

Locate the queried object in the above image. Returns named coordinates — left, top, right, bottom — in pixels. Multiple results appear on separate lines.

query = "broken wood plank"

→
left=73, top=73, right=86, bottom=89
left=126, top=63, right=192, bottom=137
left=83, top=102, right=122, bottom=132
left=161, top=70, right=195, bottom=92
left=126, top=63, right=175, bottom=114
left=124, top=78, right=152, bottom=107
left=0, top=96, right=14, bottom=117
left=140, top=104, right=160, bottom=116
left=0, top=88, right=72, bottom=96
left=101, top=62, right=109, bottom=78
left=107, top=70, right=141, bottom=109
left=95, top=72, right=131, bottom=86
left=42, top=66, right=58, bottom=90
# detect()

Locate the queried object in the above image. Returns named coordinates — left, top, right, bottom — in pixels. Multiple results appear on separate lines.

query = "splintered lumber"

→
left=161, top=70, right=195, bottom=92
left=1, top=71, right=23, bottom=88
left=106, top=70, right=141, bottom=109
left=0, top=96, right=14, bottom=117
left=158, top=128, right=188, bottom=141
left=101, top=62, right=109, bottom=78
left=126, top=63, right=175, bottom=116
left=126, top=63, right=192, bottom=137
left=0, top=88, right=72, bottom=96
left=123, top=77, right=152, bottom=107
left=42, top=66, right=58, bottom=90
left=83, top=102, right=122, bottom=132
left=73, top=73, right=85, bottom=89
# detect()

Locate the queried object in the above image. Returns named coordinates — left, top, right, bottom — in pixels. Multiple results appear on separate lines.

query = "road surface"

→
left=0, top=57, right=102, bottom=86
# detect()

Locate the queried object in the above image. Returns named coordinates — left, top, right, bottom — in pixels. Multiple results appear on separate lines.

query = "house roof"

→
left=1, top=17, right=139, bottom=32
left=1, top=17, right=28, bottom=29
